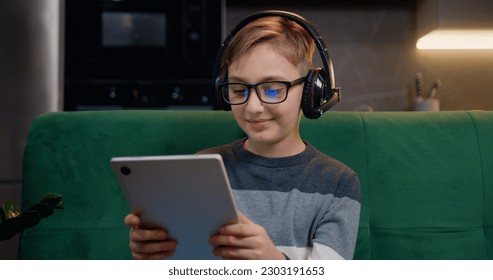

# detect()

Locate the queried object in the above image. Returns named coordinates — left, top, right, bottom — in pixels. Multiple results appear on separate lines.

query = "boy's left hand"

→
left=208, top=212, right=286, bottom=260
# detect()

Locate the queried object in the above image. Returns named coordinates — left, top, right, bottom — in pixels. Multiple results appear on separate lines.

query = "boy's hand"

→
left=208, top=212, right=285, bottom=260
left=124, top=213, right=177, bottom=260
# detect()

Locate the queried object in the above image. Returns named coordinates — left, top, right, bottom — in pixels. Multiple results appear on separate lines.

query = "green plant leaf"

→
left=3, top=199, right=21, bottom=219
left=54, top=202, right=64, bottom=209
left=40, top=193, right=63, bottom=207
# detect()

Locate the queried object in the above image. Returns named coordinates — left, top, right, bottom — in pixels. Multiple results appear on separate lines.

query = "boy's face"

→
left=228, top=42, right=304, bottom=150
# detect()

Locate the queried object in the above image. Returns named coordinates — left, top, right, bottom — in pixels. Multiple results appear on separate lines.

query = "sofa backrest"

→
left=19, top=110, right=493, bottom=259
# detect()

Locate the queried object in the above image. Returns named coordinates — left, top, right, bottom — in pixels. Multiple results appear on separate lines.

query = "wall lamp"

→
left=416, top=0, right=493, bottom=50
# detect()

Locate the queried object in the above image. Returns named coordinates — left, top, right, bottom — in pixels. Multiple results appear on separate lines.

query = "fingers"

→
left=124, top=213, right=140, bottom=229
left=129, top=228, right=177, bottom=259
left=210, top=213, right=263, bottom=247
left=209, top=232, right=274, bottom=260
left=130, top=226, right=168, bottom=242
left=209, top=232, right=251, bottom=248
left=209, top=233, right=252, bottom=259
left=125, top=213, right=177, bottom=259
left=220, top=220, right=262, bottom=237
left=130, top=239, right=177, bottom=260
left=209, top=234, right=283, bottom=260
left=212, top=246, right=254, bottom=259
left=208, top=213, right=284, bottom=260
left=209, top=223, right=265, bottom=253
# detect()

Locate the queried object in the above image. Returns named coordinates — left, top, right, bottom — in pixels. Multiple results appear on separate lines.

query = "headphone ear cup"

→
left=214, top=71, right=231, bottom=111
left=301, top=68, right=325, bottom=119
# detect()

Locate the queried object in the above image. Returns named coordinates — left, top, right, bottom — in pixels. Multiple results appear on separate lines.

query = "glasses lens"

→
left=223, top=84, right=248, bottom=105
left=258, top=82, right=287, bottom=103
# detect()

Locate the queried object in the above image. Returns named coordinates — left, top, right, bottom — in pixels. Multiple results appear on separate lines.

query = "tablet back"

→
left=111, top=154, right=239, bottom=260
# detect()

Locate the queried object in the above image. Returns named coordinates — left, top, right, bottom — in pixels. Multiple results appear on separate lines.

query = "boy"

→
left=124, top=11, right=360, bottom=260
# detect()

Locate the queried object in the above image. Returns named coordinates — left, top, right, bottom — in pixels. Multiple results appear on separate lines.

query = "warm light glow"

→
left=417, top=29, right=493, bottom=50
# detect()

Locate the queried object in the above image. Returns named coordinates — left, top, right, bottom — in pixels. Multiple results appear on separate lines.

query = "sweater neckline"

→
left=232, top=138, right=316, bottom=167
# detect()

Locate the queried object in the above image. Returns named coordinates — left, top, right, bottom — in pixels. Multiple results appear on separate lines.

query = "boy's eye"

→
left=265, top=88, right=280, bottom=98
left=230, top=85, right=248, bottom=95
left=233, top=89, right=246, bottom=94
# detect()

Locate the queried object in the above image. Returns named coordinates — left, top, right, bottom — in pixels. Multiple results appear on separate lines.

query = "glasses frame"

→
left=220, top=77, right=306, bottom=105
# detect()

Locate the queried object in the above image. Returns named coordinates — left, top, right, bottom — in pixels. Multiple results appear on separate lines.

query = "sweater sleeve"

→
left=310, top=172, right=361, bottom=260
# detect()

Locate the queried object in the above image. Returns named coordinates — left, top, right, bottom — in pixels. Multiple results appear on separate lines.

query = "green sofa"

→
left=18, top=110, right=493, bottom=259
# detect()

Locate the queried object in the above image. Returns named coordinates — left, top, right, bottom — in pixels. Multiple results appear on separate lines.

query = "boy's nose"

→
left=244, top=89, right=264, bottom=113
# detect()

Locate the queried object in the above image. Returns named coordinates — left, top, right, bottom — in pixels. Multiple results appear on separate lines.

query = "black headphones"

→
left=213, top=10, right=341, bottom=119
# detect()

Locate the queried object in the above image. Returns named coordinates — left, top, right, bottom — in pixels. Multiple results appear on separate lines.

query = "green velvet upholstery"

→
left=18, top=110, right=493, bottom=259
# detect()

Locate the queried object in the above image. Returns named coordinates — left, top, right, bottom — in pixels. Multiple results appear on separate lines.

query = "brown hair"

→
left=222, top=16, right=315, bottom=76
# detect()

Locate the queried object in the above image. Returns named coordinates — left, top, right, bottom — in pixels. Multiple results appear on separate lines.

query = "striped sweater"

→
left=199, top=138, right=361, bottom=260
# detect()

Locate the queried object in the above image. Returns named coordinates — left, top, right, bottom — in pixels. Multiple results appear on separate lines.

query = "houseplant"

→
left=0, top=193, right=63, bottom=241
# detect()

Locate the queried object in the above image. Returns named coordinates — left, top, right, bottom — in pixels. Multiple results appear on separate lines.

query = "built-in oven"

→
left=64, top=0, right=224, bottom=110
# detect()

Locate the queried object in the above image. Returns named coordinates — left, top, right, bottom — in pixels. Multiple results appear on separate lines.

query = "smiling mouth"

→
left=246, top=118, right=272, bottom=129
left=247, top=119, right=272, bottom=123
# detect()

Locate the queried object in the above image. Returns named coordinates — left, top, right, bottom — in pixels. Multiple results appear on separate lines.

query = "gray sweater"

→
left=199, top=138, right=361, bottom=259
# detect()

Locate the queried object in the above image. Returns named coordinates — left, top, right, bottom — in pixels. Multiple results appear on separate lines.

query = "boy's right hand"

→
left=124, top=213, right=177, bottom=260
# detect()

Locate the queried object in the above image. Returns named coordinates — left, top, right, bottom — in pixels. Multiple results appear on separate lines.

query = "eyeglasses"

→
left=220, top=77, right=306, bottom=105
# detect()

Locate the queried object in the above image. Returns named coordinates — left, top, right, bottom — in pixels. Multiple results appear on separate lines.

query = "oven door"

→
left=65, top=0, right=222, bottom=80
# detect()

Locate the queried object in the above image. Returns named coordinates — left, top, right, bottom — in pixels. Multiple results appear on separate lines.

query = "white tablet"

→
left=111, top=154, right=239, bottom=260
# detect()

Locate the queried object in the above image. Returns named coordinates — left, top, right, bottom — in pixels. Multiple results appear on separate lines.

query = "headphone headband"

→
left=219, top=10, right=333, bottom=88
left=213, top=10, right=341, bottom=118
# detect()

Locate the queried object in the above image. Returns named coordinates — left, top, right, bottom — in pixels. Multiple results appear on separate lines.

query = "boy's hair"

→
left=222, top=16, right=315, bottom=76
